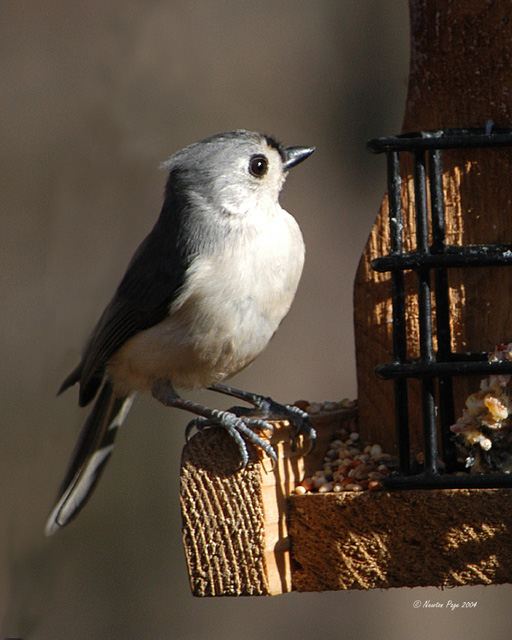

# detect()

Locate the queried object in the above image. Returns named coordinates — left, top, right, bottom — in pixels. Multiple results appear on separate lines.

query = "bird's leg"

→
left=151, top=379, right=276, bottom=468
left=209, top=382, right=316, bottom=453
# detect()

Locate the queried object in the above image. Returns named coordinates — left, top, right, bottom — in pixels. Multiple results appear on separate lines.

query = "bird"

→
left=45, top=130, right=315, bottom=536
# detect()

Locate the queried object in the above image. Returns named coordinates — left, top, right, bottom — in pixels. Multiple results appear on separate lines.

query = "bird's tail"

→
left=45, top=381, right=134, bottom=536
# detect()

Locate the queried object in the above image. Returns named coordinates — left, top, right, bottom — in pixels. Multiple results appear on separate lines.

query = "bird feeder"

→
left=180, top=0, right=512, bottom=595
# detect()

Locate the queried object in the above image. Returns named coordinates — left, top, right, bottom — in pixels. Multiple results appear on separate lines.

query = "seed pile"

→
left=294, top=413, right=396, bottom=494
left=294, top=398, right=357, bottom=416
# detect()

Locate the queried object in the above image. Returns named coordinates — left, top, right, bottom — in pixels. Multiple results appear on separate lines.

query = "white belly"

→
left=108, top=209, right=305, bottom=394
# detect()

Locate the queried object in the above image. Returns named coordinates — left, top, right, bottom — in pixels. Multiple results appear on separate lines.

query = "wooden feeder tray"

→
left=180, top=407, right=512, bottom=596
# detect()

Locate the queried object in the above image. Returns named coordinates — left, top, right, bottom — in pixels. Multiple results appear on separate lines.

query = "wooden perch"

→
left=180, top=407, right=353, bottom=596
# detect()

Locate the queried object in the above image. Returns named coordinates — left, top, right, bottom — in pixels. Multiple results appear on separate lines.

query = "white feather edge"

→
left=45, top=395, right=135, bottom=536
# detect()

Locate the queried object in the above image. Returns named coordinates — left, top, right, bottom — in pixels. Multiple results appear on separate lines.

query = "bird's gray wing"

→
left=60, top=175, right=194, bottom=406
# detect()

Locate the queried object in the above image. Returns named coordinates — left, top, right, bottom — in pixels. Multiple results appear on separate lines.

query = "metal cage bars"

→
left=367, top=128, right=512, bottom=489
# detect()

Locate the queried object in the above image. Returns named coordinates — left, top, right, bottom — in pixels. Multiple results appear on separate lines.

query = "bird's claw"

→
left=238, top=395, right=316, bottom=453
left=185, top=409, right=277, bottom=469
left=208, top=383, right=316, bottom=454
left=278, top=403, right=317, bottom=454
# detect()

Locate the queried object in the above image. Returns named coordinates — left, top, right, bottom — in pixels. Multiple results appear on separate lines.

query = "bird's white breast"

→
left=108, top=205, right=304, bottom=393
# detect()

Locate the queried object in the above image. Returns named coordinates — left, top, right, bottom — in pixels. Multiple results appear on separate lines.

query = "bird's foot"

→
left=185, top=408, right=276, bottom=469
left=209, top=383, right=316, bottom=453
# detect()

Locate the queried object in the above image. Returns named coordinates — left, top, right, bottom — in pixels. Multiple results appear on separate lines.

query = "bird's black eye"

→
left=249, top=154, right=269, bottom=178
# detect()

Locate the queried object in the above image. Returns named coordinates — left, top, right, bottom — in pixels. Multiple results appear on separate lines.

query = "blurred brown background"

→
left=2, top=1, right=511, bottom=638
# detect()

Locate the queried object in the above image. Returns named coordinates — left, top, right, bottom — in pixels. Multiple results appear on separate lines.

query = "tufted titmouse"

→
left=45, top=130, right=315, bottom=535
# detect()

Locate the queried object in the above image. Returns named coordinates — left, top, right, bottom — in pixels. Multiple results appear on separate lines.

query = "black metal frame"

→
left=368, top=128, right=512, bottom=489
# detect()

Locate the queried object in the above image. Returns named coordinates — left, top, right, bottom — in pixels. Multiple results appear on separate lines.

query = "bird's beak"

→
left=283, top=146, right=315, bottom=170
